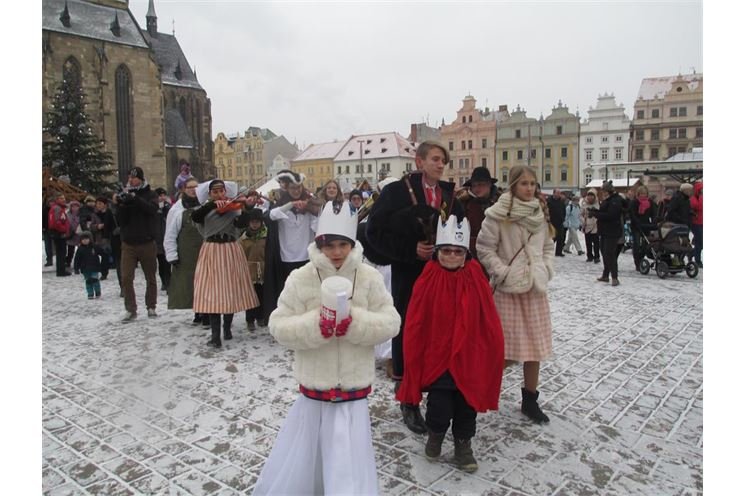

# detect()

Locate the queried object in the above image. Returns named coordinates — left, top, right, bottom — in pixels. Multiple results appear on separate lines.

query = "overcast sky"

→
left=129, top=0, right=702, bottom=149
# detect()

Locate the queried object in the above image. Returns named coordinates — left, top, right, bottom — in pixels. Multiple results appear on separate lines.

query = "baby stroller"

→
left=638, top=223, right=699, bottom=279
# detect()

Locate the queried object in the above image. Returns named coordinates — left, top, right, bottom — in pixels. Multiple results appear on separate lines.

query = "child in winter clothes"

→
left=73, top=231, right=103, bottom=299
left=580, top=189, right=600, bottom=263
left=253, top=201, right=400, bottom=496
left=396, top=216, right=504, bottom=473
left=239, top=208, right=267, bottom=329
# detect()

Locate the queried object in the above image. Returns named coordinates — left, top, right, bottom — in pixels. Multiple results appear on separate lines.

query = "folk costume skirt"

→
left=252, top=395, right=379, bottom=495
left=494, top=288, right=552, bottom=362
left=193, top=241, right=259, bottom=314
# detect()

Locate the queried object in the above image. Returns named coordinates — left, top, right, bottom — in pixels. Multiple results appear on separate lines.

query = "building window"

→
left=468, top=115, right=473, bottom=123
left=405, top=162, right=413, bottom=171
left=468, top=140, right=472, bottom=149
left=585, top=149, right=592, bottom=161
left=679, top=128, right=687, bottom=138
left=668, top=147, right=677, bottom=159
left=637, top=110, right=644, bottom=119
left=651, top=148, right=659, bottom=159
left=115, top=64, right=134, bottom=183
left=501, top=169, right=508, bottom=183
left=602, top=136, right=609, bottom=143
left=697, top=105, right=703, bottom=116
left=449, top=141, right=454, bottom=151
left=337, top=166, right=342, bottom=174
left=448, top=161, right=453, bottom=170
left=462, top=116, right=466, bottom=123
left=367, top=164, right=372, bottom=173
left=616, top=135, right=623, bottom=142
left=459, top=158, right=465, bottom=169
left=557, top=125, right=563, bottom=135
left=669, top=128, right=678, bottom=139
left=502, top=151, right=508, bottom=161
left=585, top=172, right=593, bottom=185
left=585, top=137, right=593, bottom=144
left=345, top=165, right=350, bottom=174
left=530, top=149, right=536, bottom=159
left=696, top=127, right=703, bottom=138
left=561, top=147, right=568, bottom=158
left=63, top=56, right=82, bottom=89
left=545, top=169, right=551, bottom=182
left=482, top=138, right=487, bottom=149
left=635, top=148, right=644, bottom=160
left=515, top=129, right=521, bottom=139
left=637, top=129, right=645, bottom=141
left=561, top=169, right=568, bottom=182
left=517, top=150, right=523, bottom=160
left=546, top=148, right=552, bottom=159
left=355, top=165, right=360, bottom=173
left=465, top=158, right=470, bottom=168
left=679, top=107, right=687, bottom=117
left=481, top=157, right=487, bottom=167
left=614, top=148, right=623, bottom=160
left=461, top=140, right=466, bottom=150
left=601, top=148, right=608, bottom=161
left=652, top=109, right=660, bottom=118
left=651, top=129, right=660, bottom=141
left=670, top=107, right=678, bottom=117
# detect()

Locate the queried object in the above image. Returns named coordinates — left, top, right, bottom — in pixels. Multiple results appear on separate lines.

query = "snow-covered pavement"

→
left=42, top=249, right=703, bottom=495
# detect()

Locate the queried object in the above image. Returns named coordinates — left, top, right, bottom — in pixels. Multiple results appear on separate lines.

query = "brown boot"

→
left=453, top=438, right=478, bottom=473
left=425, top=431, right=446, bottom=460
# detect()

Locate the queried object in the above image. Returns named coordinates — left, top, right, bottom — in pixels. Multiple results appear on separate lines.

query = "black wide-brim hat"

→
left=463, top=166, right=497, bottom=187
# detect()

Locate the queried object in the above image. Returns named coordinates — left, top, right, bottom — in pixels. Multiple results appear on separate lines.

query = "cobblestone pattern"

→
left=42, top=249, right=702, bottom=495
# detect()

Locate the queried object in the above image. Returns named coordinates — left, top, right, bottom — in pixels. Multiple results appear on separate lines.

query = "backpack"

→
left=48, top=206, right=69, bottom=235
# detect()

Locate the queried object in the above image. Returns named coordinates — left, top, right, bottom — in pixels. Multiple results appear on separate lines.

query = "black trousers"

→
left=111, top=237, right=122, bottom=287
left=44, top=230, right=54, bottom=263
left=53, top=236, right=68, bottom=275
left=553, top=225, right=566, bottom=255
left=601, top=236, right=620, bottom=279
left=66, top=244, right=76, bottom=266
left=157, top=253, right=171, bottom=289
left=245, top=283, right=264, bottom=321
left=391, top=268, right=420, bottom=380
left=632, top=231, right=644, bottom=269
left=584, top=233, right=600, bottom=261
left=209, top=313, right=234, bottom=341
left=426, top=387, right=477, bottom=440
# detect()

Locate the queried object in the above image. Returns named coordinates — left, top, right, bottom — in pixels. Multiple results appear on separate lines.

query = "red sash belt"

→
left=299, top=385, right=372, bottom=403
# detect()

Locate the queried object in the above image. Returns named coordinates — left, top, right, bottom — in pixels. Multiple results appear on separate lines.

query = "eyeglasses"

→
left=185, top=186, right=197, bottom=190
left=439, top=247, right=467, bottom=256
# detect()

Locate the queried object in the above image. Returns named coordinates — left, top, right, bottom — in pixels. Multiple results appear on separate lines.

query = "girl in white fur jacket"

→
left=476, top=165, right=555, bottom=424
left=253, top=201, right=400, bottom=496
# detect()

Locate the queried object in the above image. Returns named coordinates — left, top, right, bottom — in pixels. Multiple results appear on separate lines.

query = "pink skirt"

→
left=193, top=241, right=259, bottom=314
left=494, top=288, right=552, bottom=362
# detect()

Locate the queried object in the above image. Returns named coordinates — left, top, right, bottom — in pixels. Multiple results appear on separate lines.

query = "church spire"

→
left=110, top=12, right=121, bottom=37
left=60, top=1, right=71, bottom=28
left=146, top=0, right=158, bottom=37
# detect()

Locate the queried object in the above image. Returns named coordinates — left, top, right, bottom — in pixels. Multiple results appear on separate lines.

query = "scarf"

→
left=637, top=196, right=651, bottom=214
left=396, top=260, right=505, bottom=412
left=489, top=192, right=546, bottom=234
left=182, top=195, right=200, bottom=209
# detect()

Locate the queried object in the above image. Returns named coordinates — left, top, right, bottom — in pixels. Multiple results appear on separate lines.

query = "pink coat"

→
left=690, top=182, right=703, bottom=225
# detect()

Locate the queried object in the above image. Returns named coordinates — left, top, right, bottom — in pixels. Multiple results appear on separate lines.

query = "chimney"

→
left=410, top=123, right=418, bottom=142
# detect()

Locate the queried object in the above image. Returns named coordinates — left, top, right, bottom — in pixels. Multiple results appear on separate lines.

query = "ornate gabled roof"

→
left=43, top=0, right=149, bottom=48
left=164, top=108, right=194, bottom=148
left=143, top=31, right=203, bottom=90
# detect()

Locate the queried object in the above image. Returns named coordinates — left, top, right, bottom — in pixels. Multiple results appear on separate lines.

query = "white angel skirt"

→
left=373, top=263, right=392, bottom=360
left=252, top=395, right=379, bottom=495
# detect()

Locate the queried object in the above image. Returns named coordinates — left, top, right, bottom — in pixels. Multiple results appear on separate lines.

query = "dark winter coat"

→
left=665, top=192, right=692, bottom=228
left=91, top=208, right=116, bottom=246
left=115, top=183, right=159, bottom=245
left=594, top=191, right=624, bottom=238
left=629, top=198, right=658, bottom=234
left=156, top=201, right=171, bottom=254
left=547, top=195, right=566, bottom=228
left=73, top=244, right=103, bottom=273
left=457, top=186, right=498, bottom=256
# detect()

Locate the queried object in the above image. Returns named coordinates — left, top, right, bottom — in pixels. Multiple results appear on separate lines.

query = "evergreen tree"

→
left=43, top=77, right=116, bottom=193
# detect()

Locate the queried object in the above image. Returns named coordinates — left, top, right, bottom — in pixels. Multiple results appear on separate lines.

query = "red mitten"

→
left=335, top=316, right=352, bottom=337
left=319, top=317, right=335, bottom=338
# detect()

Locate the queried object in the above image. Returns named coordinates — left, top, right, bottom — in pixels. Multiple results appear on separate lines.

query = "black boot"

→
left=453, top=438, right=478, bottom=473
left=521, top=387, right=549, bottom=423
left=207, top=314, right=221, bottom=347
left=401, top=403, right=427, bottom=434
left=223, top=313, right=233, bottom=340
left=425, top=430, right=446, bottom=460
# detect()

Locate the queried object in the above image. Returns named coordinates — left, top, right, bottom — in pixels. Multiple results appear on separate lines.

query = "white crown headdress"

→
left=316, top=201, right=358, bottom=242
left=436, top=215, right=470, bottom=250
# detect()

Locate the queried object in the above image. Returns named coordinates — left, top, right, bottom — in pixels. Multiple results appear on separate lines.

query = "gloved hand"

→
left=319, top=317, right=335, bottom=338
left=335, top=315, right=352, bottom=337
left=170, top=260, right=179, bottom=268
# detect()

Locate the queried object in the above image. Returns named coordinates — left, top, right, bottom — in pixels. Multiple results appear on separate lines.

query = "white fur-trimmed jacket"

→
left=476, top=207, right=555, bottom=294
left=269, top=243, right=400, bottom=391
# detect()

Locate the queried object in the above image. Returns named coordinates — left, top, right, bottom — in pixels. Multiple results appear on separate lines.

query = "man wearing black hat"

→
left=456, top=166, right=499, bottom=257
left=365, top=140, right=464, bottom=434
left=114, top=166, right=160, bottom=321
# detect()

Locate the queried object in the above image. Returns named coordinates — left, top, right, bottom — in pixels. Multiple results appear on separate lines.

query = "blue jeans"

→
left=82, top=271, right=101, bottom=297
left=691, top=224, right=703, bottom=264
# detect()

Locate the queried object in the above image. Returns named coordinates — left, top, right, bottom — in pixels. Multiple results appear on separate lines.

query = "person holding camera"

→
left=591, top=181, right=624, bottom=287
left=114, top=166, right=160, bottom=321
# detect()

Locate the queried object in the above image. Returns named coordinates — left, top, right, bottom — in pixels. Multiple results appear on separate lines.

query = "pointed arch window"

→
left=63, top=56, right=82, bottom=89
left=115, top=64, right=134, bottom=183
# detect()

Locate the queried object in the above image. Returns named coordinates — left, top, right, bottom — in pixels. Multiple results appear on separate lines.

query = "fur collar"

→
left=308, top=242, right=364, bottom=280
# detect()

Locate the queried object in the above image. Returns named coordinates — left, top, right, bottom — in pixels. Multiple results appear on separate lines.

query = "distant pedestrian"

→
left=665, top=183, right=694, bottom=228
left=690, top=181, right=703, bottom=268
left=65, top=200, right=82, bottom=268
left=239, top=208, right=268, bottom=330
left=73, top=231, right=103, bottom=300
left=477, top=165, right=555, bottom=424
left=591, top=181, right=623, bottom=286
left=580, top=189, right=600, bottom=263
left=547, top=189, right=566, bottom=256
left=456, top=166, right=499, bottom=258
left=563, top=195, right=584, bottom=256
left=48, top=192, right=71, bottom=277
left=629, top=185, right=657, bottom=272
left=43, top=198, right=55, bottom=267
left=155, top=187, right=172, bottom=292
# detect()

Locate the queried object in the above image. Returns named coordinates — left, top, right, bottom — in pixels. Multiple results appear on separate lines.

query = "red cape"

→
left=396, top=259, right=505, bottom=412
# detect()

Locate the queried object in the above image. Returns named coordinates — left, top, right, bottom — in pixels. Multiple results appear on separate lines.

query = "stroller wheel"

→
left=685, top=262, right=699, bottom=278
left=656, top=260, right=669, bottom=279
left=640, top=259, right=651, bottom=275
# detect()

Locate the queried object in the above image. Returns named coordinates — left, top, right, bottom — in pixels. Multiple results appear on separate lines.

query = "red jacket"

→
left=690, top=182, right=703, bottom=226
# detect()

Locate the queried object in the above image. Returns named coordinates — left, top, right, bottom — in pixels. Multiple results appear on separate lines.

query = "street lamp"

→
left=357, top=139, right=365, bottom=185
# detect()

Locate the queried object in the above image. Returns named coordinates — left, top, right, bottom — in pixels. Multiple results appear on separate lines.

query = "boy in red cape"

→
left=396, top=215, right=504, bottom=473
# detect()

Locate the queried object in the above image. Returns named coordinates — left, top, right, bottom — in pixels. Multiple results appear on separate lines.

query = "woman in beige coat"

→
left=476, top=165, right=554, bottom=423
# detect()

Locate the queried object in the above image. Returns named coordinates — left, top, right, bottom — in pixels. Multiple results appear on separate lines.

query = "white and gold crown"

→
left=316, top=201, right=358, bottom=242
left=436, top=215, right=470, bottom=250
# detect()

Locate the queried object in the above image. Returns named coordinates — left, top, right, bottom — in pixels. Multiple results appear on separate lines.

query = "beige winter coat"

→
left=269, top=243, right=400, bottom=390
left=476, top=207, right=555, bottom=294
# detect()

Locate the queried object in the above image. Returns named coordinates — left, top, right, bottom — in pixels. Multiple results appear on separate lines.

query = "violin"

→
left=215, top=187, right=265, bottom=214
